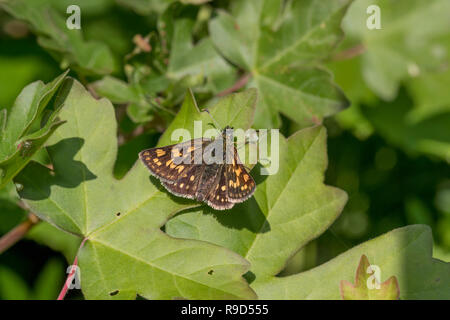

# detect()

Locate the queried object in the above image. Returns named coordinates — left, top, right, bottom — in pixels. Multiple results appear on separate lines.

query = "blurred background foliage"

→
left=0, top=0, right=449, bottom=299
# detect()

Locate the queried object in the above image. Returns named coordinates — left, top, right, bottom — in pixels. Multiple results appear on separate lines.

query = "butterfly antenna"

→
left=202, top=109, right=222, bottom=133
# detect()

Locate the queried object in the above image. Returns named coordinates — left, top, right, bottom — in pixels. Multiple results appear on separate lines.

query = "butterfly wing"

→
left=140, top=137, right=255, bottom=210
left=139, top=138, right=210, bottom=183
left=161, top=164, right=205, bottom=200
left=206, top=165, right=235, bottom=210
left=226, top=148, right=256, bottom=203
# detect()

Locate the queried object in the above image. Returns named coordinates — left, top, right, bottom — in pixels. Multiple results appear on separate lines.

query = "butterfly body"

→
left=139, top=127, right=256, bottom=210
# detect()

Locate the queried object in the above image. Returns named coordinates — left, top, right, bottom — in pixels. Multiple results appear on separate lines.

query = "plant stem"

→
left=0, top=213, right=39, bottom=254
left=57, top=237, right=88, bottom=300
left=217, top=73, right=251, bottom=97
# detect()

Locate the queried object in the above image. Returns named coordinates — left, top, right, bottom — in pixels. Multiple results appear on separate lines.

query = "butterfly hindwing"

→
left=161, top=164, right=205, bottom=200
left=206, top=165, right=235, bottom=210
left=226, top=149, right=256, bottom=203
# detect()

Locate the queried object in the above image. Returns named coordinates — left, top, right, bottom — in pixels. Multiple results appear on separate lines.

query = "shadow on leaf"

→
left=169, top=164, right=270, bottom=234
left=16, top=138, right=96, bottom=200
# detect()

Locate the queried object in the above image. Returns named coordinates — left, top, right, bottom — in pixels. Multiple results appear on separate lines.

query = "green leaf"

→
left=32, top=258, right=65, bottom=300
left=406, top=69, right=450, bottom=122
left=0, top=258, right=65, bottom=300
left=166, top=125, right=348, bottom=280
left=116, top=0, right=210, bottom=15
left=91, top=76, right=141, bottom=104
left=0, top=266, right=30, bottom=300
left=361, top=89, right=450, bottom=162
left=0, top=70, right=69, bottom=190
left=27, top=222, right=81, bottom=262
left=0, top=55, right=57, bottom=109
left=1, top=0, right=115, bottom=75
left=252, top=225, right=450, bottom=299
left=340, top=254, right=400, bottom=300
left=92, top=3, right=235, bottom=124
left=209, top=0, right=351, bottom=127
left=0, top=182, right=28, bottom=234
left=158, top=88, right=256, bottom=146
left=342, top=0, right=450, bottom=100
left=91, top=76, right=155, bottom=123
left=326, top=56, right=376, bottom=139
left=162, top=4, right=236, bottom=94
left=15, top=81, right=257, bottom=299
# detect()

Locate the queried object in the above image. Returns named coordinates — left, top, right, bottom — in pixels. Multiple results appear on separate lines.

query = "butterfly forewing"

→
left=139, top=138, right=210, bottom=183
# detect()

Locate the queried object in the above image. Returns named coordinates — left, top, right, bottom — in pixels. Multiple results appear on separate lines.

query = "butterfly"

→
left=139, top=126, right=256, bottom=210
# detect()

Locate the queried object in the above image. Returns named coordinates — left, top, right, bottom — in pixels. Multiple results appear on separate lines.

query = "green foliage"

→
left=330, top=0, right=450, bottom=162
left=361, top=89, right=450, bottom=161
left=116, top=0, right=210, bottom=15
left=92, top=3, right=235, bottom=124
left=0, top=70, right=69, bottom=190
left=0, top=258, right=64, bottom=300
left=254, top=225, right=448, bottom=299
left=0, top=0, right=115, bottom=75
left=166, top=126, right=348, bottom=283
left=15, top=81, right=256, bottom=299
left=209, top=0, right=351, bottom=128
left=343, top=0, right=450, bottom=100
left=0, top=0, right=448, bottom=301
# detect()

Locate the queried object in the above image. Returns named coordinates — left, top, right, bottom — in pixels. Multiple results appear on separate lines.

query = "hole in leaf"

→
left=116, top=212, right=121, bottom=217
left=243, top=271, right=255, bottom=284
left=208, top=270, right=214, bottom=275
left=109, top=290, right=119, bottom=296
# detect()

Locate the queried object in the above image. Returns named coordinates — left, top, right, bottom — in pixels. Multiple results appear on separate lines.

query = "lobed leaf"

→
left=209, top=0, right=352, bottom=128
left=0, top=71, right=69, bottom=190
left=166, top=125, right=348, bottom=281
left=16, top=80, right=257, bottom=299
left=253, top=225, right=450, bottom=299
left=340, top=254, right=400, bottom=300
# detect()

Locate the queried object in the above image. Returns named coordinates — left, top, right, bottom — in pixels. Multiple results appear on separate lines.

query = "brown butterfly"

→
left=139, top=126, right=256, bottom=210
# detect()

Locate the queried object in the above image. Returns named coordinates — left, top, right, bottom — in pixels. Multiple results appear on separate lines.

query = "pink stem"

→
left=57, top=237, right=88, bottom=300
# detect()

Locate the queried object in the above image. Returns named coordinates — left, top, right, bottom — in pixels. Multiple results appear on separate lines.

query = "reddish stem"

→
left=57, top=237, right=88, bottom=300
left=0, top=213, right=39, bottom=254
left=217, top=73, right=251, bottom=97
left=332, top=44, right=366, bottom=61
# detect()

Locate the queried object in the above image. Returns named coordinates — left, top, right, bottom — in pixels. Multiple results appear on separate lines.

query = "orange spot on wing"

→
left=172, top=149, right=181, bottom=157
